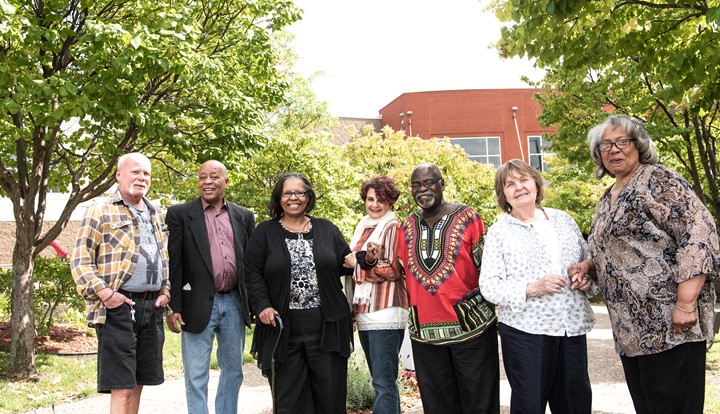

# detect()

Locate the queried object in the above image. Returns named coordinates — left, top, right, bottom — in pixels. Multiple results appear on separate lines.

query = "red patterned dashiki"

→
left=399, top=204, right=486, bottom=344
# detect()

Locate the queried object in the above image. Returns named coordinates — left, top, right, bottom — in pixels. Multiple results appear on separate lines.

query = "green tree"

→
left=493, top=0, right=720, bottom=224
left=222, top=34, right=362, bottom=234
left=229, top=127, right=361, bottom=236
left=341, top=126, right=498, bottom=225
left=0, top=0, right=300, bottom=378
left=542, top=156, right=611, bottom=235
left=229, top=123, right=498, bottom=239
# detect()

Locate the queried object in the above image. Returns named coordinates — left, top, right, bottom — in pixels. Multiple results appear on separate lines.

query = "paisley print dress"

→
left=588, top=164, right=720, bottom=357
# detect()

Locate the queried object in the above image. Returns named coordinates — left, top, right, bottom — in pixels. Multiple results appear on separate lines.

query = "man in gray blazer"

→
left=166, top=160, right=255, bottom=414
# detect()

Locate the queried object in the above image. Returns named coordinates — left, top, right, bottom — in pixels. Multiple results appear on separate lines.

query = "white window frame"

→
left=446, top=137, right=502, bottom=167
left=527, top=135, right=554, bottom=172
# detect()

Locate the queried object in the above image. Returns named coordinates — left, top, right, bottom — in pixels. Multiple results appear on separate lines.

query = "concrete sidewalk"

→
left=23, top=305, right=634, bottom=413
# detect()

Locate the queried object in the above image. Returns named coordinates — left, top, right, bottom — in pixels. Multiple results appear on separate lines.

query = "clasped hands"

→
left=343, top=242, right=383, bottom=269
left=526, top=263, right=592, bottom=298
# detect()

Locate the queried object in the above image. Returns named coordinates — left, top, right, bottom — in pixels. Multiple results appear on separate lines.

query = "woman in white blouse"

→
left=479, top=159, right=596, bottom=414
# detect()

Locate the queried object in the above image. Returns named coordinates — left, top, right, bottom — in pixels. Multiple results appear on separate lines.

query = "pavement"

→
left=23, top=305, right=634, bottom=414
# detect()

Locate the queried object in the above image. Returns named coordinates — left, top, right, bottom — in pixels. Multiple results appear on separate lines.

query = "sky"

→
left=288, top=0, right=545, bottom=118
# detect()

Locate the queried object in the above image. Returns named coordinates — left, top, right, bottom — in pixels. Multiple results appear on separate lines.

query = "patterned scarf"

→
left=349, top=210, right=397, bottom=307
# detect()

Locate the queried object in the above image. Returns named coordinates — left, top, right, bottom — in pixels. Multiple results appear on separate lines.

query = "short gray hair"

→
left=587, top=115, right=658, bottom=179
left=118, top=152, right=150, bottom=170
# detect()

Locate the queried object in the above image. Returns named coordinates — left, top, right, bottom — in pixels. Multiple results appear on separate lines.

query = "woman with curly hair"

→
left=345, top=175, right=409, bottom=414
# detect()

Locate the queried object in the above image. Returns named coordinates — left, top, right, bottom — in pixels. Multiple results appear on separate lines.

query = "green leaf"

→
left=707, top=7, right=720, bottom=25
left=0, top=0, right=16, bottom=15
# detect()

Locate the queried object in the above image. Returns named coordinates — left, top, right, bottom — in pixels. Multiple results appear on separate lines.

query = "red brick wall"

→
left=380, top=89, right=556, bottom=163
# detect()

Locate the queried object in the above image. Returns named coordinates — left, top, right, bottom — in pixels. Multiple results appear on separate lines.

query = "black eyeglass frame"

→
left=598, top=137, right=636, bottom=152
left=281, top=191, right=308, bottom=199
left=410, top=178, right=443, bottom=190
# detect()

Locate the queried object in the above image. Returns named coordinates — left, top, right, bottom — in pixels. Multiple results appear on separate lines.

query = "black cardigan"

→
left=245, top=216, right=353, bottom=374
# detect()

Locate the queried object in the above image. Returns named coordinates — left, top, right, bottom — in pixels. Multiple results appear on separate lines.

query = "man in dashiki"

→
left=397, top=163, right=500, bottom=414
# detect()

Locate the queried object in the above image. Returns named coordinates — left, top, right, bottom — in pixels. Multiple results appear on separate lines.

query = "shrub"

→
left=346, top=351, right=374, bottom=411
left=0, top=257, right=85, bottom=334
left=0, top=291, right=9, bottom=320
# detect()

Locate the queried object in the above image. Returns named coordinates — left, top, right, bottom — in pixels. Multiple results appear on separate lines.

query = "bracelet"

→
left=101, top=291, right=115, bottom=303
left=365, top=258, right=378, bottom=266
left=675, top=304, right=697, bottom=313
left=159, top=293, right=170, bottom=301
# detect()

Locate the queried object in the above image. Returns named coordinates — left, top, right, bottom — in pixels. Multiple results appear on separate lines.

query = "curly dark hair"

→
left=360, top=175, right=400, bottom=206
left=268, top=173, right=316, bottom=219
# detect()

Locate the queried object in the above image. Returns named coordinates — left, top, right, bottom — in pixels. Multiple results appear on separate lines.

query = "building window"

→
left=528, top=135, right=554, bottom=172
left=447, top=137, right=501, bottom=167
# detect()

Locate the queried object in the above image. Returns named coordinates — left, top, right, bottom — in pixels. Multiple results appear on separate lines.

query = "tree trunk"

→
left=7, top=234, right=37, bottom=379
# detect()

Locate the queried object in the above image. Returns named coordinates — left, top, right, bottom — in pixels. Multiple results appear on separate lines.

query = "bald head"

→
left=412, top=163, right=443, bottom=180
left=118, top=152, right=151, bottom=171
left=200, top=160, right=228, bottom=177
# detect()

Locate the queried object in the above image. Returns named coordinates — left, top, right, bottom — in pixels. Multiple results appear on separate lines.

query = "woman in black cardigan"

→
left=245, top=173, right=354, bottom=414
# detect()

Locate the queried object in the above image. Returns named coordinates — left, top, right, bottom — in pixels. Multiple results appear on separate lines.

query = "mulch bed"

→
left=0, top=322, right=97, bottom=354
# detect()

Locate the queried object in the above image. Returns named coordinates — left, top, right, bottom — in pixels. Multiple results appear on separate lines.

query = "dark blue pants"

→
left=621, top=340, right=706, bottom=414
left=498, top=322, right=591, bottom=414
left=359, top=329, right=405, bottom=414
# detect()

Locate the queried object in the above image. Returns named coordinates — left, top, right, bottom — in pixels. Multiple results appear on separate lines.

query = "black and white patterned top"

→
left=283, top=228, right=322, bottom=309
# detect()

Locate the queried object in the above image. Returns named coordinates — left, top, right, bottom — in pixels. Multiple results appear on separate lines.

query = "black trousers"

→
left=498, top=322, right=591, bottom=414
left=269, top=307, right=348, bottom=414
left=621, top=340, right=706, bottom=414
left=411, top=324, right=500, bottom=414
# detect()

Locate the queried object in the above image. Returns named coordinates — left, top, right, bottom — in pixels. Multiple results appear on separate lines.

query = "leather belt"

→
left=118, top=289, right=159, bottom=300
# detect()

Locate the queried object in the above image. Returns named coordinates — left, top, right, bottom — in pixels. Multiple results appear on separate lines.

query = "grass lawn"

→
left=705, top=342, right=720, bottom=413
left=0, top=326, right=254, bottom=414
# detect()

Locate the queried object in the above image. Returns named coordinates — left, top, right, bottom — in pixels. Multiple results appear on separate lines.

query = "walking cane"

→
left=271, top=313, right=284, bottom=414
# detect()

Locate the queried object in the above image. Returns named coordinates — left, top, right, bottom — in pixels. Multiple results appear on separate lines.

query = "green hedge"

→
left=0, top=257, right=85, bottom=335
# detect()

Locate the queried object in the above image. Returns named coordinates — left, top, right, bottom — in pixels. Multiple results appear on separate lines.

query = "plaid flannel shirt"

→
left=71, top=191, right=170, bottom=326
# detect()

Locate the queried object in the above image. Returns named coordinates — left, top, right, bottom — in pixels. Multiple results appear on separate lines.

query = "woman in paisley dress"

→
left=570, top=115, right=720, bottom=414
left=479, top=159, right=596, bottom=414
left=245, top=173, right=354, bottom=414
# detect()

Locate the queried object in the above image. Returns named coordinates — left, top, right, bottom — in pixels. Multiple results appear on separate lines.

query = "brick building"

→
left=380, top=89, right=556, bottom=170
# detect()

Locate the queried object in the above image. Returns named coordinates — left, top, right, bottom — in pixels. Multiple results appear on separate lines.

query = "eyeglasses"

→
left=598, top=137, right=636, bottom=152
left=410, top=178, right=443, bottom=190
left=281, top=191, right=308, bottom=199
